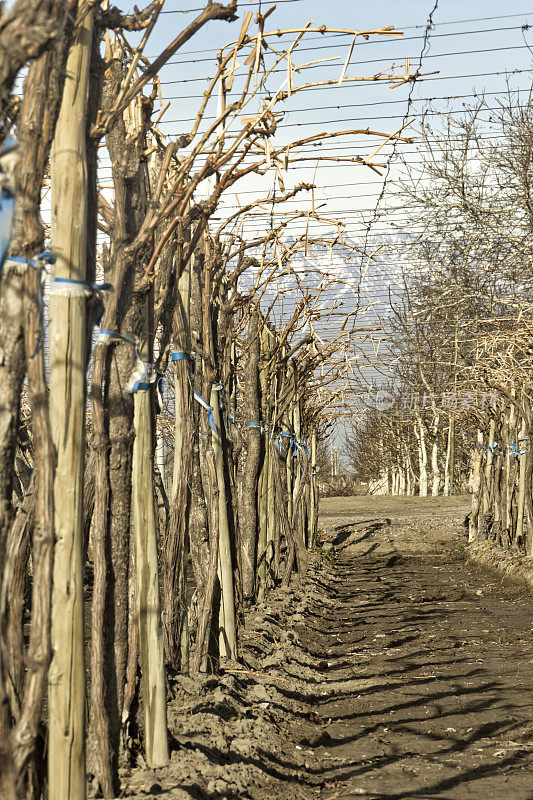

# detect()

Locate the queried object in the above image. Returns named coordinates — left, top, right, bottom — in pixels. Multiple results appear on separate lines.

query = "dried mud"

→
left=122, top=495, right=533, bottom=800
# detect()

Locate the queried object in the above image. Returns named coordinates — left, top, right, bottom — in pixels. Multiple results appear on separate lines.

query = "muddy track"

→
left=122, top=497, right=533, bottom=800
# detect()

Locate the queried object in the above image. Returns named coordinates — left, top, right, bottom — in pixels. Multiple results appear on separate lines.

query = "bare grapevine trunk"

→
left=239, top=311, right=261, bottom=603
left=431, top=412, right=440, bottom=496
left=164, top=227, right=194, bottom=669
left=415, top=415, right=428, bottom=497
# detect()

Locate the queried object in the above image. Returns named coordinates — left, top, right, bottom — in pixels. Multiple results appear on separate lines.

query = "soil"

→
left=121, top=495, right=533, bottom=800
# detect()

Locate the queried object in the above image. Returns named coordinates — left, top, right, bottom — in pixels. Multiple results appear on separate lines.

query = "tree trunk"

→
left=164, top=227, right=194, bottom=669
left=239, top=311, right=261, bottom=603
left=415, top=415, right=428, bottom=497
left=431, top=413, right=440, bottom=496
left=192, top=452, right=219, bottom=673
left=14, top=263, right=55, bottom=797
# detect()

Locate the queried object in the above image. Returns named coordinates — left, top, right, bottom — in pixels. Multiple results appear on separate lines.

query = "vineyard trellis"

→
left=0, top=2, right=419, bottom=798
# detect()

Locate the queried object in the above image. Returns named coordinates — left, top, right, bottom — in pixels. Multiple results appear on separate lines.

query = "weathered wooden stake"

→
left=210, top=386, right=237, bottom=659
left=132, top=299, right=169, bottom=769
left=48, top=12, right=93, bottom=799
left=257, top=324, right=270, bottom=599
left=516, top=416, right=527, bottom=546
left=309, top=429, right=317, bottom=547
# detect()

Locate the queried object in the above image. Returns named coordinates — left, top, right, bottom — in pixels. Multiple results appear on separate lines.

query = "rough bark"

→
left=164, top=227, right=194, bottom=669
left=15, top=263, right=55, bottom=798
left=0, top=6, right=74, bottom=794
left=239, top=311, right=261, bottom=603
left=95, top=57, right=151, bottom=791
left=0, top=0, right=63, bottom=137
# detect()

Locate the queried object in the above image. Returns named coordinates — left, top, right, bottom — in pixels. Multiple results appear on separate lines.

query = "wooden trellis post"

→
left=309, top=428, right=317, bottom=547
left=210, top=384, right=237, bottom=660
left=257, top=323, right=270, bottom=600
left=48, top=10, right=93, bottom=799
left=516, top=416, right=527, bottom=546
left=131, top=297, right=169, bottom=769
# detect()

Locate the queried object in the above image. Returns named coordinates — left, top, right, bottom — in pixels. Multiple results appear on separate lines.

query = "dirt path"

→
left=122, top=496, right=533, bottom=800
left=308, top=496, right=533, bottom=799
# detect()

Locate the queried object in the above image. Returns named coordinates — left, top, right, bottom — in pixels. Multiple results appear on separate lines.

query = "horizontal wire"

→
left=156, top=39, right=532, bottom=85
left=149, top=19, right=533, bottom=63
left=155, top=67, right=532, bottom=112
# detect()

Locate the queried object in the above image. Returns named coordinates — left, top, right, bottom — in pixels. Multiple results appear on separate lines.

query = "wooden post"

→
left=309, top=429, right=317, bottom=547
left=516, top=416, right=527, bottom=547
left=210, top=386, right=237, bottom=660
left=505, top=401, right=516, bottom=536
left=257, top=324, right=270, bottom=600
left=469, top=429, right=484, bottom=542
left=483, top=417, right=496, bottom=515
left=48, top=12, right=93, bottom=799
left=131, top=298, right=169, bottom=768
left=444, top=414, right=454, bottom=495
left=265, top=353, right=277, bottom=583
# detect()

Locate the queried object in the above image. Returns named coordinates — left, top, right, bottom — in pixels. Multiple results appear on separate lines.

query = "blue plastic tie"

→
left=7, top=251, right=56, bottom=268
left=0, top=188, right=16, bottom=283
left=51, top=276, right=112, bottom=292
left=268, top=432, right=281, bottom=453
left=194, top=391, right=217, bottom=433
left=131, top=364, right=150, bottom=393
left=172, top=351, right=194, bottom=362
left=99, top=329, right=137, bottom=345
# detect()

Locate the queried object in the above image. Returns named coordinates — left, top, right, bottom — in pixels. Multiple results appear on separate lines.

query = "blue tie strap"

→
left=0, top=137, right=19, bottom=283
left=98, top=329, right=137, bottom=345
left=50, top=276, right=113, bottom=298
left=128, top=346, right=159, bottom=394
left=172, top=351, right=194, bottom=363
left=0, top=188, right=16, bottom=283
left=194, top=391, right=218, bottom=433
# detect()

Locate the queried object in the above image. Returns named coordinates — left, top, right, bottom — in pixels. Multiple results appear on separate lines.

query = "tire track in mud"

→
left=294, top=519, right=533, bottom=799
left=121, top=513, right=533, bottom=800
